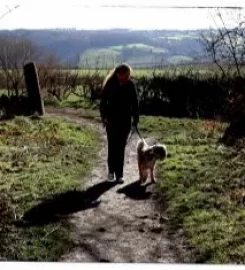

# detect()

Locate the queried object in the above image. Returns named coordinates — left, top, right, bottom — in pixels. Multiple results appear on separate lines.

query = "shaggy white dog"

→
left=136, top=138, right=167, bottom=184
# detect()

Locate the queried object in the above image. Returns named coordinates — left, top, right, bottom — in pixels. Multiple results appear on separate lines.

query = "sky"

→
left=0, top=0, right=245, bottom=30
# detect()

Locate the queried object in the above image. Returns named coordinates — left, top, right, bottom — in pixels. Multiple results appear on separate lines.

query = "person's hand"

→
left=132, top=119, right=138, bottom=127
left=131, top=122, right=138, bottom=133
left=102, top=118, right=108, bottom=128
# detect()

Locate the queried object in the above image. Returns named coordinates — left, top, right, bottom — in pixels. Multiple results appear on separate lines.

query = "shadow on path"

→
left=117, top=180, right=152, bottom=200
left=16, top=181, right=117, bottom=227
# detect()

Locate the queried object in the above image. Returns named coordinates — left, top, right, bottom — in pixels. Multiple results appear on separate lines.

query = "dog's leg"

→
left=150, top=168, right=155, bottom=183
left=138, top=160, right=144, bottom=182
left=139, top=168, right=144, bottom=182
left=141, top=168, right=148, bottom=184
left=140, top=168, right=147, bottom=184
left=138, top=162, right=147, bottom=183
left=150, top=162, right=156, bottom=183
left=139, top=162, right=147, bottom=184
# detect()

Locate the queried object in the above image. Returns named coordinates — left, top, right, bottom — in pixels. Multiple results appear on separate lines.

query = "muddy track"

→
left=46, top=107, right=188, bottom=263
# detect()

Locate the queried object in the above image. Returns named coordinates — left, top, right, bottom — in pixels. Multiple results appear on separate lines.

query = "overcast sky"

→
left=0, top=0, right=244, bottom=30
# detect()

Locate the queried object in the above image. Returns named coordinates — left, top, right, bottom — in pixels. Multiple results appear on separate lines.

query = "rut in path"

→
left=47, top=108, right=188, bottom=263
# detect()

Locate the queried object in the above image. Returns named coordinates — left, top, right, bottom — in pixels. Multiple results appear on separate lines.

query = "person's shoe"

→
left=107, top=173, right=115, bottom=182
left=116, top=177, right=124, bottom=184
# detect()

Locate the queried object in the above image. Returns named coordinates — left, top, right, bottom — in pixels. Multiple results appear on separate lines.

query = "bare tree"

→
left=200, top=9, right=245, bottom=77
left=36, top=53, right=82, bottom=101
left=200, top=10, right=245, bottom=144
left=0, top=34, right=41, bottom=96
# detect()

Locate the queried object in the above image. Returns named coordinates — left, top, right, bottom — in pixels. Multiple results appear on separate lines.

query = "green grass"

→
left=78, top=43, right=169, bottom=68
left=44, top=94, right=100, bottom=123
left=139, top=116, right=245, bottom=263
left=0, top=116, right=100, bottom=261
left=167, top=55, right=193, bottom=65
left=63, top=94, right=99, bottom=110
left=44, top=93, right=99, bottom=110
left=110, top=43, right=168, bottom=53
left=48, top=65, right=224, bottom=80
left=79, top=48, right=119, bottom=68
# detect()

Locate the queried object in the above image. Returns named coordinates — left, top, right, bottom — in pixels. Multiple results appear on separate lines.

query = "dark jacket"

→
left=99, top=77, right=139, bottom=126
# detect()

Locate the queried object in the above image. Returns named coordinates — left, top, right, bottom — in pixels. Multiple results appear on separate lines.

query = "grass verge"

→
left=139, top=116, right=245, bottom=263
left=44, top=95, right=101, bottom=124
left=44, top=94, right=99, bottom=110
left=0, top=116, right=100, bottom=261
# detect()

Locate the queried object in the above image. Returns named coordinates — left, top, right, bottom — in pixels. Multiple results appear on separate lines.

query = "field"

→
left=73, top=65, right=221, bottom=78
left=0, top=65, right=225, bottom=81
left=79, top=42, right=194, bottom=68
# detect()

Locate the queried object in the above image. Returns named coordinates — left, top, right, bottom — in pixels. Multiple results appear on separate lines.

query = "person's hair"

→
left=102, top=63, right=132, bottom=88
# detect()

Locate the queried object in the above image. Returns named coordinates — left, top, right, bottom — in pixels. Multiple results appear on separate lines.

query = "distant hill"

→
left=0, top=29, right=209, bottom=68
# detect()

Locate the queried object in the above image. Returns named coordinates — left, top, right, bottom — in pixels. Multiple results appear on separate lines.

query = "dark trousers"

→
left=106, top=121, right=131, bottom=178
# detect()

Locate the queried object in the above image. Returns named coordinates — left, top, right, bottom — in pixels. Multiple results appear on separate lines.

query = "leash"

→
left=127, top=125, right=143, bottom=144
left=135, top=126, right=143, bottom=140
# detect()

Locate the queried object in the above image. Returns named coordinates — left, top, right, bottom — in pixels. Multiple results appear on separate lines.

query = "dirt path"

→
left=47, top=107, right=184, bottom=263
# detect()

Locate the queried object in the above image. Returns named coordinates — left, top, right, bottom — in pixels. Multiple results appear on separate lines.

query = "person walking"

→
left=99, top=63, right=139, bottom=183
